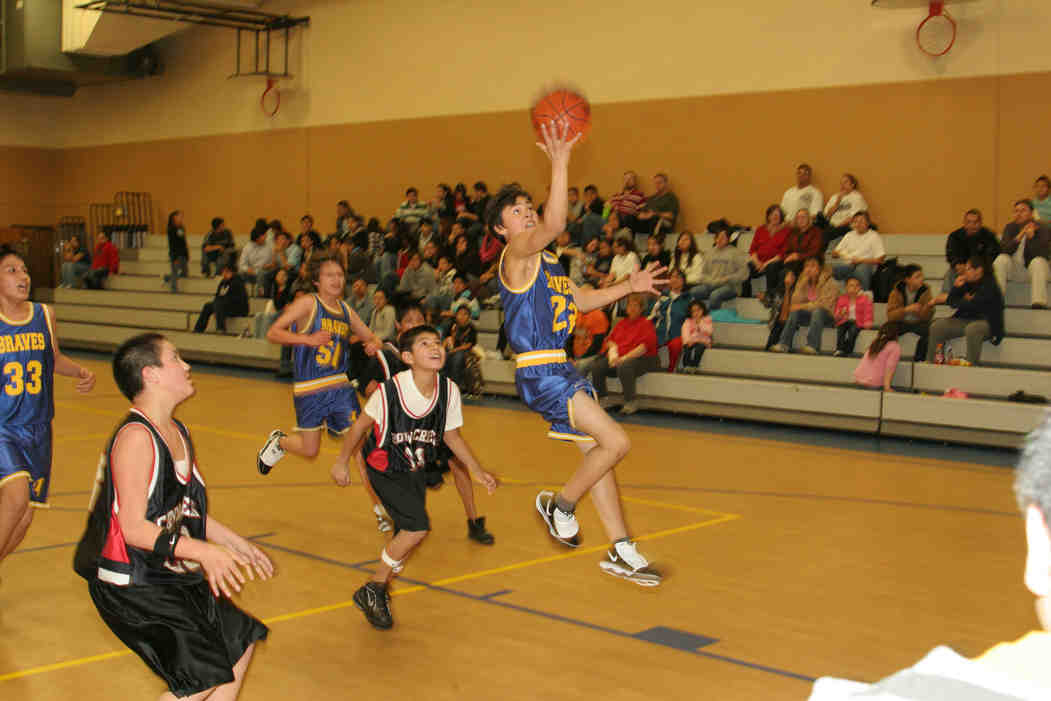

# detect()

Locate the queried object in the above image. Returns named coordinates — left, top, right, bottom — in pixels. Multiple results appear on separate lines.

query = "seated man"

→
left=829, top=212, right=885, bottom=290
left=781, top=163, right=824, bottom=221
left=944, top=209, right=1000, bottom=291
left=396, top=251, right=437, bottom=305
left=809, top=415, right=1051, bottom=700
left=994, top=199, right=1051, bottom=309
left=193, top=261, right=250, bottom=333
left=394, top=187, right=433, bottom=235
left=634, top=172, right=679, bottom=235
left=237, top=227, right=273, bottom=291
left=607, top=170, right=647, bottom=231
left=83, top=231, right=120, bottom=289
left=690, top=228, right=749, bottom=310
left=886, top=264, right=933, bottom=362
left=927, top=256, right=1004, bottom=365
left=201, top=217, right=235, bottom=278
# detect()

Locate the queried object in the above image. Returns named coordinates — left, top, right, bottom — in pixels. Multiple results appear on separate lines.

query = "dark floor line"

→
left=47, top=482, right=332, bottom=498
left=14, top=531, right=276, bottom=556
left=254, top=538, right=816, bottom=684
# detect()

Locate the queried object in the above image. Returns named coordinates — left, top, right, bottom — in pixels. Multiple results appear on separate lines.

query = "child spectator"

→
left=853, top=322, right=901, bottom=391
left=833, top=277, right=874, bottom=356
left=642, top=234, right=670, bottom=270
left=60, top=233, right=91, bottom=288
left=672, top=231, right=704, bottom=287
left=680, top=300, right=713, bottom=373
left=588, top=294, right=659, bottom=416
left=588, top=238, right=614, bottom=286
left=445, top=274, right=481, bottom=325
left=83, top=231, right=120, bottom=289
left=771, top=255, right=837, bottom=354
left=165, top=210, right=189, bottom=293
left=648, top=269, right=691, bottom=372
left=746, top=204, right=790, bottom=297
left=425, top=255, right=457, bottom=311
left=193, top=262, right=249, bottom=333
left=443, top=306, right=477, bottom=390
left=201, top=217, right=235, bottom=278
left=886, top=264, right=933, bottom=361
left=369, top=288, right=397, bottom=342
left=761, top=268, right=797, bottom=351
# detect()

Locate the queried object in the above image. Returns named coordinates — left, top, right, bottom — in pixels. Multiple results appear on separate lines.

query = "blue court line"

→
left=13, top=532, right=277, bottom=556
left=255, top=539, right=816, bottom=684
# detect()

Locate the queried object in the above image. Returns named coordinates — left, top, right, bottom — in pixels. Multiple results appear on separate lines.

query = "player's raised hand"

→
left=330, top=460, right=351, bottom=487
left=629, top=263, right=669, bottom=295
left=75, top=367, right=95, bottom=393
left=535, top=120, right=581, bottom=165
left=305, top=330, right=333, bottom=347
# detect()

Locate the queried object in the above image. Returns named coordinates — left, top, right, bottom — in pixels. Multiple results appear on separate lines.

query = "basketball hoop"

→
left=916, top=1, right=956, bottom=56
left=261, top=77, right=281, bottom=117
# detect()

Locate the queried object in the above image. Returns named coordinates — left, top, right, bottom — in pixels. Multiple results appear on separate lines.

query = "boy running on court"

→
left=332, top=325, right=498, bottom=629
left=350, top=301, right=495, bottom=545
left=74, top=333, right=273, bottom=700
left=489, top=123, right=666, bottom=586
left=256, top=254, right=393, bottom=531
left=0, top=245, right=95, bottom=571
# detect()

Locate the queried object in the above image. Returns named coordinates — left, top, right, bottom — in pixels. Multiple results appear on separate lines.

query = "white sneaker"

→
left=373, top=504, right=393, bottom=533
left=599, top=540, right=662, bottom=587
left=536, top=490, right=580, bottom=547
left=257, top=430, right=286, bottom=475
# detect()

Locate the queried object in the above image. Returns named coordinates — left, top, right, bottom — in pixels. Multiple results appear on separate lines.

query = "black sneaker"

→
left=353, top=582, right=393, bottom=629
left=467, top=517, right=495, bottom=545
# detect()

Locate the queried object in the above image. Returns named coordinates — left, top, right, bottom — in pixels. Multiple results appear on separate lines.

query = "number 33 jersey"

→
left=498, top=249, right=579, bottom=358
left=0, top=303, right=55, bottom=425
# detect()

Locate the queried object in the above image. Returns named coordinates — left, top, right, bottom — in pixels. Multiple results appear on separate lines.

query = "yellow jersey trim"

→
left=541, top=251, right=559, bottom=264
left=317, top=295, right=346, bottom=317
left=293, top=373, right=351, bottom=396
left=0, top=471, right=30, bottom=488
left=298, top=296, right=319, bottom=335
left=0, top=303, right=34, bottom=327
left=498, top=248, right=540, bottom=295
left=547, top=431, right=596, bottom=443
left=42, top=304, right=57, bottom=352
left=515, top=350, right=567, bottom=368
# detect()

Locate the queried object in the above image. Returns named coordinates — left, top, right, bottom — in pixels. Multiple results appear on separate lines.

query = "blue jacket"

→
left=649, top=291, right=691, bottom=346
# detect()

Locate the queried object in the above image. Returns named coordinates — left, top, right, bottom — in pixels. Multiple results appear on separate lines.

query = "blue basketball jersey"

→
left=0, top=302, right=55, bottom=425
left=291, top=295, right=353, bottom=396
left=498, top=249, right=580, bottom=357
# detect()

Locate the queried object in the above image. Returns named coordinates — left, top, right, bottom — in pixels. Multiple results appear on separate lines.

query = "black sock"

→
left=554, top=495, right=576, bottom=514
left=613, top=536, right=630, bottom=547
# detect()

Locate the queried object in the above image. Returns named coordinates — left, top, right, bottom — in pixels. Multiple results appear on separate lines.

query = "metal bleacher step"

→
left=50, top=288, right=270, bottom=314
left=108, top=273, right=224, bottom=296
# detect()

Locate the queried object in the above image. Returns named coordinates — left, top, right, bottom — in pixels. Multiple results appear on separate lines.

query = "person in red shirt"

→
left=782, top=209, right=823, bottom=276
left=83, top=231, right=120, bottom=289
left=587, top=294, right=658, bottom=416
left=745, top=204, right=791, bottom=297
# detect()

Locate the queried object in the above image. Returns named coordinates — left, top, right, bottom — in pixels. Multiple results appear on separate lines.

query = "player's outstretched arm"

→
left=332, top=411, right=375, bottom=486
left=205, top=516, right=275, bottom=582
left=111, top=425, right=248, bottom=598
left=345, top=306, right=382, bottom=356
left=45, top=306, right=95, bottom=392
left=568, top=264, right=669, bottom=313
left=265, top=294, right=331, bottom=348
left=443, top=429, right=498, bottom=494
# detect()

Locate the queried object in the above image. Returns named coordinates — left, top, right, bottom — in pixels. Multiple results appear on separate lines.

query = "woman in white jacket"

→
left=671, top=231, right=704, bottom=287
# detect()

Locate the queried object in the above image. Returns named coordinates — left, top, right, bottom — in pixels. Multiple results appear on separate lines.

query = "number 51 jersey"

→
left=0, top=303, right=55, bottom=425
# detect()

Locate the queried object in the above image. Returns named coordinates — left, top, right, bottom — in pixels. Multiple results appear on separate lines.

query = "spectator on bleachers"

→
left=566, top=236, right=599, bottom=286
left=192, top=261, right=249, bottom=334
left=602, top=210, right=632, bottom=243
left=446, top=274, right=481, bottom=324
left=336, top=200, right=354, bottom=236
left=745, top=204, right=790, bottom=297
left=252, top=268, right=293, bottom=339
left=394, top=187, right=432, bottom=234
left=1034, top=175, right=1051, bottom=222
left=376, top=229, right=401, bottom=296
left=770, top=255, right=837, bottom=354
left=420, top=239, right=440, bottom=269
left=994, top=199, right=1051, bottom=309
left=679, top=299, right=714, bottom=375
left=343, top=236, right=371, bottom=284
left=201, top=217, right=235, bottom=278
left=397, top=251, right=437, bottom=304
left=672, top=231, right=704, bottom=288
left=83, top=231, right=119, bottom=290
left=416, top=219, right=438, bottom=257
left=634, top=173, right=679, bottom=235
left=781, top=163, right=824, bottom=220
left=261, top=231, right=299, bottom=298
left=432, top=183, right=456, bottom=235
left=443, top=305, right=477, bottom=390
left=809, top=415, right=1051, bottom=700
left=852, top=322, right=901, bottom=391
left=165, top=210, right=189, bottom=293
left=944, top=208, right=999, bottom=291
left=607, top=171, right=647, bottom=231
left=569, top=283, right=609, bottom=372
left=926, top=255, right=1005, bottom=365
left=238, top=226, right=273, bottom=291
left=297, top=229, right=319, bottom=274
left=691, top=228, right=749, bottom=310
left=783, top=209, right=823, bottom=276
left=365, top=217, right=384, bottom=260
left=833, top=277, right=873, bottom=356
left=575, top=187, right=606, bottom=244
left=297, top=215, right=318, bottom=245
left=607, top=236, right=641, bottom=288
left=761, top=268, right=796, bottom=351
left=821, top=173, right=868, bottom=247
left=589, top=294, right=659, bottom=416
left=456, top=181, right=490, bottom=237
left=829, top=212, right=885, bottom=291
left=60, top=234, right=91, bottom=288
left=424, top=255, right=457, bottom=311
left=347, top=277, right=373, bottom=326
left=590, top=239, right=614, bottom=287
left=648, top=269, right=690, bottom=372
left=477, top=225, right=504, bottom=299
left=567, top=186, right=584, bottom=223
left=642, top=234, right=670, bottom=270
left=887, top=264, right=934, bottom=362
left=453, top=183, right=469, bottom=214
left=368, top=288, right=396, bottom=342
left=452, top=235, right=482, bottom=281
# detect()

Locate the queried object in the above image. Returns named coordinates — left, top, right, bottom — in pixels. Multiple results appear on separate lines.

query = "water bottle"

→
left=934, top=343, right=944, bottom=365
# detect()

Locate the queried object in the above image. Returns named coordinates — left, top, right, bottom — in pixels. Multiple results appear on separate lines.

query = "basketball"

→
left=531, top=89, right=591, bottom=142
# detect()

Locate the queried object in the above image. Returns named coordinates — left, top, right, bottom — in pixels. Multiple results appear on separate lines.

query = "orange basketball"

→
left=531, top=89, right=591, bottom=142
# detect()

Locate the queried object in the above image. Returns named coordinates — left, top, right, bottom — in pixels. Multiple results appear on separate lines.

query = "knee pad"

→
left=381, top=547, right=404, bottom=574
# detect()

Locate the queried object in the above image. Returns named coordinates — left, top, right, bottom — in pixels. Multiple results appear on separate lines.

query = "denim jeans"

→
left=832, top=262, right=875, bottom=291
left=779, top=308, right=834, bottom=351
left=688, top=283, right=737, bottom=310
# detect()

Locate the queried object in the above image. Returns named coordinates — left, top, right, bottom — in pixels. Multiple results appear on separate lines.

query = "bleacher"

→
left=44, top=230, right=1051, bottom=448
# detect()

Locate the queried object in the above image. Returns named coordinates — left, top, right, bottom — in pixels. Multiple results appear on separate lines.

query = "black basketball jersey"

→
left=364, top=371, right=451, bottom=474
left=74, top=409, right=208, bottom=586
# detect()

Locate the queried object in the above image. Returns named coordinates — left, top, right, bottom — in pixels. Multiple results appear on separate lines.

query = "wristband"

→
left=153, top=528, right=182, bottom=561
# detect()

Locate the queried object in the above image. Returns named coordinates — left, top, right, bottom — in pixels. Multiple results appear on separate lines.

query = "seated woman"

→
left=588, top=294, right=659, bottom=416
left=647, top=269, right=691, bottom=372
left=745, top=204, right=790, bottom=297
left=853, top=323, right=902, bottom=391
left=641, top=234, right=670, bottom=271
left=671, top=231, right=704, bottom=289
left=829, top=211, right=885, bottom=291
left=690, top=228, right=749, bottom=310
left=821, top=172, right=869, bottom=248
left=60, top=233, right=91, bottom=288
left=770, top=255, right=837, bottom=354
left=604, top=236, right=640, bottom=288
left=782, top=210, right=823, bottom=276
left=926, top=255, right=1005, bottom=365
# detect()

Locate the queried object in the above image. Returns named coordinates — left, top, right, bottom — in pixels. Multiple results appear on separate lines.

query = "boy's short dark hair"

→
left=301, top=214, right=314, bottom=225
left=211, top=217, right=224, bottom=230
left=222, top=260, right=238, bottom=274
left=398, top=324, right=440, bottom=354
left=473, top=181, right=488, bottom=193
left=901, top=263, right=922, bottom=278
left=486, top=183, right=531, bottom=235
left=396, top=301, right=424, bottom=323
left=275, top=230, right=291, bottom=242
left=113, top=333, right=165, bottom=401
left=0, top=244, right=26, bottom=266
left=406, top=187, right=418, bottom=196
left=1015, top=199, right=1035, bottom=211
left=1036, top=175, right=1051, bottom=187
left=452, top=273, right=467, bottom=284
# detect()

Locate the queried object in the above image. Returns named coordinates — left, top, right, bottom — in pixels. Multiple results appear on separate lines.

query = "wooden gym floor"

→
left=0, top=354, right=1032, bottom=700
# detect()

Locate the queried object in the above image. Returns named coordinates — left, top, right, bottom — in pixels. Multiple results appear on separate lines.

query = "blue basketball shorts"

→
left=0, top=422, right=53, bottom=506
left=293, top=386, right=360, bottom=437
left=515, top=361, right=596, bottom=443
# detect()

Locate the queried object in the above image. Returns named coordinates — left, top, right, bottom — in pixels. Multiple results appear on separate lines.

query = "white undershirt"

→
left=365, top=369, right=463, bottom=432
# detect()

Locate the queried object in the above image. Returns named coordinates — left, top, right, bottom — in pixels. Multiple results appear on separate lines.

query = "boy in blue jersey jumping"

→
left=257, top=254, right=393, bottom=532
left=489, top=123, right=666, bottom=586
left=0, top=245, right=96, bottom=570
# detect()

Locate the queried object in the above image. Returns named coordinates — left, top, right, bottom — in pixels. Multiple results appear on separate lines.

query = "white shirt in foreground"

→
left=365, top=369, right=463, bottom=432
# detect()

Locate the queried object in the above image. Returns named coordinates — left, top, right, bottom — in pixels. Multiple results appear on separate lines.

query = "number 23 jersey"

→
left=498, top=249, right=579, bottom=360
left=0, top=303, right=55, bottom=425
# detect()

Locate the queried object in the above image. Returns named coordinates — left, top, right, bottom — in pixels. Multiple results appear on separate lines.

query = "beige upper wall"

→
left=13, top=0, right=1044, bottom=148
